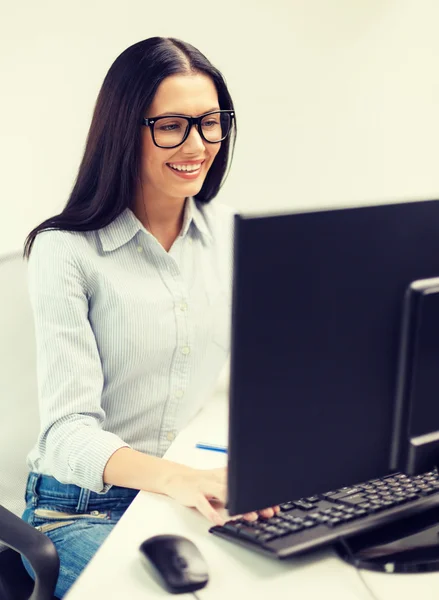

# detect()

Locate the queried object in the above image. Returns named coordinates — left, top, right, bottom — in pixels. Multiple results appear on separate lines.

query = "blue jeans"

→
left=21, top=472, right=138, bottom=599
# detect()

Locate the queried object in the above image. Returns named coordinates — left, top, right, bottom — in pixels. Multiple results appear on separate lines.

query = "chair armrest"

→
left=0, top=505, right=59, bottom=600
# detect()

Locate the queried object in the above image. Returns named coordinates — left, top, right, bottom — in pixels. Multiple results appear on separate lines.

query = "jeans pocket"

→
left=35, top=520, right=76, bottom=534
left=34, top=508, right=109, bottom=521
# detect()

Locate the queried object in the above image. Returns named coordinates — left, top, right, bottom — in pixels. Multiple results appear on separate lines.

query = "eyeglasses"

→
left=142, top=110, right=235, bottom=149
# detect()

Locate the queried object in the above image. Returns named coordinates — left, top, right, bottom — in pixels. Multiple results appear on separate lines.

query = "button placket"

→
left=159, top=268, right=192, bottom=450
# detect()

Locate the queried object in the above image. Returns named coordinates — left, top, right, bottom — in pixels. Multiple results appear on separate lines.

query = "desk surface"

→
left=65, top=393, right=439, bottom=600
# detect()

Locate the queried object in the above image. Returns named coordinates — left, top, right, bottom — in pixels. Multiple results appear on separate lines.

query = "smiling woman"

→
left=17, top=37, right=278, bottom=600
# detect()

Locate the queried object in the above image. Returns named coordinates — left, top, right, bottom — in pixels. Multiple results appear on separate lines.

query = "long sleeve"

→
left=28, top=230, right=129, bottom=492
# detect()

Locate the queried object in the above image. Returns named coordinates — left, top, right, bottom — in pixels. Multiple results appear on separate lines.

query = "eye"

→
left=158, top=122, right=182, bottom=132
left=202, top=119, right=220, bottom=128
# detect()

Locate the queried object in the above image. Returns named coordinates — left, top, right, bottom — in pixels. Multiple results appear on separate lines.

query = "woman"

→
left=21, top=37, right=277, bottom=598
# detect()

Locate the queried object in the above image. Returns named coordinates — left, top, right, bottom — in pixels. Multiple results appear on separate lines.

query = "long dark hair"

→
left=23, top=37, right=237, bottom=259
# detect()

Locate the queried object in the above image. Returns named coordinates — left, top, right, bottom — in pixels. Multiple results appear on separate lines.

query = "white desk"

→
left=65, top=393, right=439, bottom=600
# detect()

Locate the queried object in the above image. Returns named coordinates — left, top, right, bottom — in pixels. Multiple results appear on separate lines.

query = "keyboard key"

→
left=222, top=523, right=241, bottom=535
left=293, top=501, right=315, bottom=510
left=322, top=491, right=338, bottom=499
left=327, top=518, right=342, bottom=527
left=279, top=502, right=295, bottom=512
left=272, top=527, right=290, bottom=537
left=291, top=516, right=305, bottom=524
left=379, top=500, right=395, bottom=508
left=340, top=494, right=368, bottom=505
left=302, top=520, right=316, bottom=528
left=269, top=517, right=285, bottom=526
left=279, top=514, right=297, bottom=523
left=314, top=514, right=330, bottom=523
left=392, top=496, right=406, bottom=504
left=239, top=527, right=263, bottom=541
left=284, top=523, right=304, bottom=533
left=329, top=487, right=362, bottom=500
left=367, top=494, right=380, bottom=501
left=405, top=493, right=419, bottom=501
left=340, top=513, right=355, bottom=522
left=305, top=496, right=320, bottom=503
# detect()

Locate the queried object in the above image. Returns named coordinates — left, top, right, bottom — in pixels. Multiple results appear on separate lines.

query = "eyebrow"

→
left=154, top=107, right=221, bottom=118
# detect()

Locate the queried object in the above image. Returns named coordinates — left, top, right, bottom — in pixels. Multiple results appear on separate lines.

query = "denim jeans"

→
left=21, top=472, right=138, bottom=599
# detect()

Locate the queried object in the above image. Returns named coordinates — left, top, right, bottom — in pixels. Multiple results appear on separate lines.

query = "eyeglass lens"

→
left=153, top=112, right=231, bottom=147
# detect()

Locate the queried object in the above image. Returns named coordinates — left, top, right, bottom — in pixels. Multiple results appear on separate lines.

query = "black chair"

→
left=0, top=504, right=59, bottom=600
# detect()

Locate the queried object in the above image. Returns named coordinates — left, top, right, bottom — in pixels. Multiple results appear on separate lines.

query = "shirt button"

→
left=180, top=303, right=188, bottom=312
left=181, top=346, right=191, bottom=355
left=188, top=238, right=193, bottom=245
left=167, top=431, right=176, bottom=442
left=175, top=389, right=184, bottom=399
left=137, top=246, right=143, bottom=253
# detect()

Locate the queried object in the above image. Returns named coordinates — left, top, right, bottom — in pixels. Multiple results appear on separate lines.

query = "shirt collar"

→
left=98, top=209, right=141, bottom=252
left=181, top=197, right=212, bottom=242
left=98, top=198, right=212, bottom=253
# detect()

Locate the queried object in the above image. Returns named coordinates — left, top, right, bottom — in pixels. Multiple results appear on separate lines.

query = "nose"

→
left=183, top=124, right=206, bottom=153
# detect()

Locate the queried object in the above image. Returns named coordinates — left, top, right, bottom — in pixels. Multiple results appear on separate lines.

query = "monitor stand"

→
left=334, top=504, right=439, bottom=573
left=335, top=278, right=439, bottom=573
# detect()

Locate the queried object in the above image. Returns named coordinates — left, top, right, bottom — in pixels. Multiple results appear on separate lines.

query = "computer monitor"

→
left=227, top=198, right=439, bottom=516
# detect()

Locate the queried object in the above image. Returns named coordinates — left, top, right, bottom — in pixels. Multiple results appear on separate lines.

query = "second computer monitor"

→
left=227, top=199, right=439, bottom=516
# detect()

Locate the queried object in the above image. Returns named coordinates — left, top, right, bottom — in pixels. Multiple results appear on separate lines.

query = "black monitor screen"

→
left=227, top=199, right=439, bottom=515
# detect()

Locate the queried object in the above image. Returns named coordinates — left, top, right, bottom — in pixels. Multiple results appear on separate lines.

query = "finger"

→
left=242, top=511, right=258, bottom=521
left=201, top=482, right=227, bottom=505
left=258, top=507, right=274, bottom=519
left=273, top=505, right=280, bottom=513
left=195, top=494, right=225, bottom=526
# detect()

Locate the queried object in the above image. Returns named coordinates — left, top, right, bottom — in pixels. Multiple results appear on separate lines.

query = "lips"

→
left=166, top=159, right=205, bottom=180
left=167, top=160, right=205, bottom=172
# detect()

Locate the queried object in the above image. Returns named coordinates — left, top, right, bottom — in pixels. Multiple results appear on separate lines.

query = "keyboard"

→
left=209, top=469, right=439, bottom=559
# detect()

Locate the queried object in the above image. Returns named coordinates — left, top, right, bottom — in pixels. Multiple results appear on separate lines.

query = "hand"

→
left=161, top=465, right=279, bottom=525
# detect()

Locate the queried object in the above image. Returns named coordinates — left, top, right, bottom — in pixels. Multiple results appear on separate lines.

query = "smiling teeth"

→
left=169, top=163, right=202, bottom=172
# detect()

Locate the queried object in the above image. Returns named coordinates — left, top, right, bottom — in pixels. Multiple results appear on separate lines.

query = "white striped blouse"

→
left=26, top=197, right=234, bottom=492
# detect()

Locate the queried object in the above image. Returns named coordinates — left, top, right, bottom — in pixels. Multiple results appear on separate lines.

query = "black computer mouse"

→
left=139, top=534, right=209, bottom=594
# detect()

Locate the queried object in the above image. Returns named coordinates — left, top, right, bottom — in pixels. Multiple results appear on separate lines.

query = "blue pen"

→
left=195, top=442, right=228, bottom=454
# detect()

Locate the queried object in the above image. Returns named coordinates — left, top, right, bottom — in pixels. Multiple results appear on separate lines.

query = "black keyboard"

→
left=209, top=470, right=439, bottom=559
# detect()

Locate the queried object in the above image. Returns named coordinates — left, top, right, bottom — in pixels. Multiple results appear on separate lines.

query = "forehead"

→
left=147, top=73, right=219, bottom=117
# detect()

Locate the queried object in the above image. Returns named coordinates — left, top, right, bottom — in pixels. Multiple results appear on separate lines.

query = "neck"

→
left=133, top=185, right=187, bottom=251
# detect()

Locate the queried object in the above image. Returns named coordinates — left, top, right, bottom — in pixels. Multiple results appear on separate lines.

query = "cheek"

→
left=143, top=140, right=173, bottom=180
left=207, top=144, right=221, bottom=166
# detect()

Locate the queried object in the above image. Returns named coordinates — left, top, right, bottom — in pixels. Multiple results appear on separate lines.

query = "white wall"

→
left=1, top=0, right=439, bottom=255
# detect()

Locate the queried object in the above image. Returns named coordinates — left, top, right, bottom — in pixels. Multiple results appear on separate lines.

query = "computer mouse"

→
left=139, top=534, right=209, bottom=594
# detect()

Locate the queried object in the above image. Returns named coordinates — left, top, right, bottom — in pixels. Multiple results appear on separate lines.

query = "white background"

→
left=1, top=0, right=439, bottom=255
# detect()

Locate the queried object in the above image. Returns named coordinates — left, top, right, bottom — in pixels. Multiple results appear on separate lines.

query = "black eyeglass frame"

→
left=142, top=109, right=235, bottom=149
